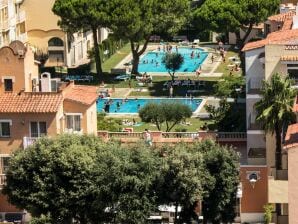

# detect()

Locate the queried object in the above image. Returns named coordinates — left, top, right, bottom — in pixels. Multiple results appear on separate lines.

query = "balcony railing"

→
left=247, top=77, right=263, bottom=94
left=23, top=136, right=38, bottom=149
left=0, top=174, right=6, bottom=189
left=16, top=10, right=26, bottom=23
left=98, top=131, right=247, bottom=143
left=0, top=0, right=8, bottom=8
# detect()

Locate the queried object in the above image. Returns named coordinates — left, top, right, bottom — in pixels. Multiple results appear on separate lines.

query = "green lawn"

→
left=215, top=46, right=243, bottom=76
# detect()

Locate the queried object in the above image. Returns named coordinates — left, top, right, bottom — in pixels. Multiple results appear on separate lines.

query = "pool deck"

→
left=114, top=44, right=223, bottom=78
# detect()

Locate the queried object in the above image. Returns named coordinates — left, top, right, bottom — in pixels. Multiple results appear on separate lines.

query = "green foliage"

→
left=107, top=0, right=190, bottom=73
left=52, top=0, right=110, bottom=77
left=97, top=112, right=122, bottom=131
left=162, top=53, right=184, bottom=81
left=4, top=136, right=239, bottom=224
left=199, top=140, right=240, bottom=223
left=193, top=0, right=279, bottom=45
left=264, top=204, right=274, bottom=224
left=139, top=102, right=192, bottom=132
left=215, top=75, right=245, bottom=98
left=255, top=73, right=296, bottom=169
left=205, top=98, right=230, bottom=127
left=3, top=135, right=100, bottom=223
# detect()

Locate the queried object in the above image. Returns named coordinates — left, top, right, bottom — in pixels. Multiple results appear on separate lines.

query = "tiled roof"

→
left=284, top=123, right=298, bottom=150
left=281, top=18, right=293, bottom=30
left=64, top=85, right=98, bottom=105
left=268, top=11, right=295, bottom=22
left=0, top=92, right=63, bottom=113
left=280, top=55, right=298, bottom=61
left=242, top=29, right=298, bottom=51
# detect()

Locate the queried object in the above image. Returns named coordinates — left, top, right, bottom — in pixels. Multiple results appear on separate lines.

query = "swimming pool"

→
left=138, top=47, right=208, bottom=73
left=97, top=98, right=203, bottom=114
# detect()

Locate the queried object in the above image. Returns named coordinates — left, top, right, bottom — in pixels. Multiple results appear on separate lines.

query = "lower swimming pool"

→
left=97, top=98, right=203, bottom=114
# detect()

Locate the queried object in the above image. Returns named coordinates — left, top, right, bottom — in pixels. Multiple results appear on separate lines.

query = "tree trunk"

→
left=275, top=123, right=282, bottom=170
left=130, top=37, right=150, bottom=74
left=235, top=23, right=253, bottom=50
left=92, top=26, right=102, bottom=79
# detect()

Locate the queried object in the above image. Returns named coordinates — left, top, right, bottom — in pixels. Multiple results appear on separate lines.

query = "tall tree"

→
left=197, top=140, right=240, bottom=223
left=107, top=0, right=190, bottom=74
left=162, top=53, right=184, bottom=82
left=193, top=0, right=280, bottom=47
left=53, top=0, right=108, bottom=78
left=3, top=135, right=100, bottom=224
left=255, top=73, right=296, bottom=170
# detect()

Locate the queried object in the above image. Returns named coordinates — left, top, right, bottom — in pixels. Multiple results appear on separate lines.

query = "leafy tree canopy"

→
left=162, top=53, right=184, bottom=81
left=139, top=102, right=192, bottom=132
left=193, top=0, right=280, bottom=46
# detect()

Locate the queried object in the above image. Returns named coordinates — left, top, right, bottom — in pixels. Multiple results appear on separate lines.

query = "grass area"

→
left=129, top=75, right=216, bottom=97
left=214, top=46, right=243, bottom=76
left=90, top=43, right=131, bottom=74
left=107, top=116, right=213, bottom=132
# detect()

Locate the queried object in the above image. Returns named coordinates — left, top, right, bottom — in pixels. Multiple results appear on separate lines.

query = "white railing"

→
left=0, top=0, right=8, bottom=8
left=17, top=32, right=27, bottom=43
left=23, top=136, right=38, bottom=149
left=16, top=10, right=26, bottom=23
left=109, top=132, right=143, bottom=139
left=0, top=174, right=6, bottom=188
left=161, top=132, right=199, bottom=139
left=0, top=20, right=8, bottom=31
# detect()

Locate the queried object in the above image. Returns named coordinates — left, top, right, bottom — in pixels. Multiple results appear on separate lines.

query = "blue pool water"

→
left=138, top=47, right=208, bottom=73
left=97, top=98, right=202, bottom=114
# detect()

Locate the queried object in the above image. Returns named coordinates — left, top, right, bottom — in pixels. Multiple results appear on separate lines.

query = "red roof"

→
left=64, top=85, right=98, bottom=105
left=0, top=92, right=63, bottom=113
left=268, top=11, right=296, bottom=22
left=284, top=123, right=298, bottom=150
left=242, top=29, right=298, bottom=51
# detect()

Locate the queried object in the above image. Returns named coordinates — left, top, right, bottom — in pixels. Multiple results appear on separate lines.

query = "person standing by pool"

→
left=144, top=129, right=153, bottom=146
left=169, top=85, right=173, bottom=98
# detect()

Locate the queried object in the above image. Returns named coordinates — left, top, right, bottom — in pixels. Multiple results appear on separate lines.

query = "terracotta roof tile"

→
left=268, top=11, right=295, bottom=22
left=242, top=29, right=298, bottom=51
left=64, top=85, right=98, bottom=105
left=280, top=55, right=298, bottom=61
left=282, top=18, right=293, bottom=30
left=0, top=92, right=63, bottom=113
left=284, top=123, right=298, bottom=150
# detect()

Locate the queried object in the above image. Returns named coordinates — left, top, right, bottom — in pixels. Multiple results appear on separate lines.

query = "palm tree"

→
left=255, top=73, right=297, bottom=170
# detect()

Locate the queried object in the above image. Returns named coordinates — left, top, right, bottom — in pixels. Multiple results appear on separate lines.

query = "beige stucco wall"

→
left=288, top=146, right=298, bottom=224
left=20, top=0, right=60, bottom=31
left=0, top=112, right=60, bottom=154
left=229, top=28, right=261, bottom=45
left=0, top=47, right=25, bottom=94
left=24, top=45, right=39, bottom=91
left=268, top=177, right=288, bottom=203
left=63, top=100, right=97, bottom=135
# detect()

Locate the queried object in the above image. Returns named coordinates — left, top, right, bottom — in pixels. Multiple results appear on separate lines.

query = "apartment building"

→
left=241, top=6, right=298, bottom=224
left=0, top=0, right=109, bottom=68
left=0, top=41, right=98, bottom=222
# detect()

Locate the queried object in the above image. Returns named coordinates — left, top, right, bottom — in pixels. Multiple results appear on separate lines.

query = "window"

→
left=30, top=122, right=47, bottom=137
left=48, top=37, right=64, bottom=47
left=4, top=79, right=13, bottom=91
left=0, top=156, right=10, bottom=173
left=0, top=121, right=11, bottom=137
left=66, top=115, right=81, bottom=132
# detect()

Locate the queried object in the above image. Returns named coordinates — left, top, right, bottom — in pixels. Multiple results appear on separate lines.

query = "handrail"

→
left=217, top=132, right=246, bottom=139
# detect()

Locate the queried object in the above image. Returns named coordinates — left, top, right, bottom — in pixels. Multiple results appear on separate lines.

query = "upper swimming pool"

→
left=138, top=47, right=208, bottom=73
left=97, top=98, right=203, bottom=114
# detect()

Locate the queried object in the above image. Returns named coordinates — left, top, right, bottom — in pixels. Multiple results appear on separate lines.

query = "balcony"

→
left=248, top=113, right=263, bottom=130
left=23, top=136, right=38, bottom=149
left=247, top=77, right=263, bottom=94
left=16, top=10, right=26, bottom=23
left=0, top=20, right=9, bottom=31
left=17, top=32, right=27, bottom=43
left=0, top=0, right=8, bottom=8
left=0, top=174, right=6, bottom=189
